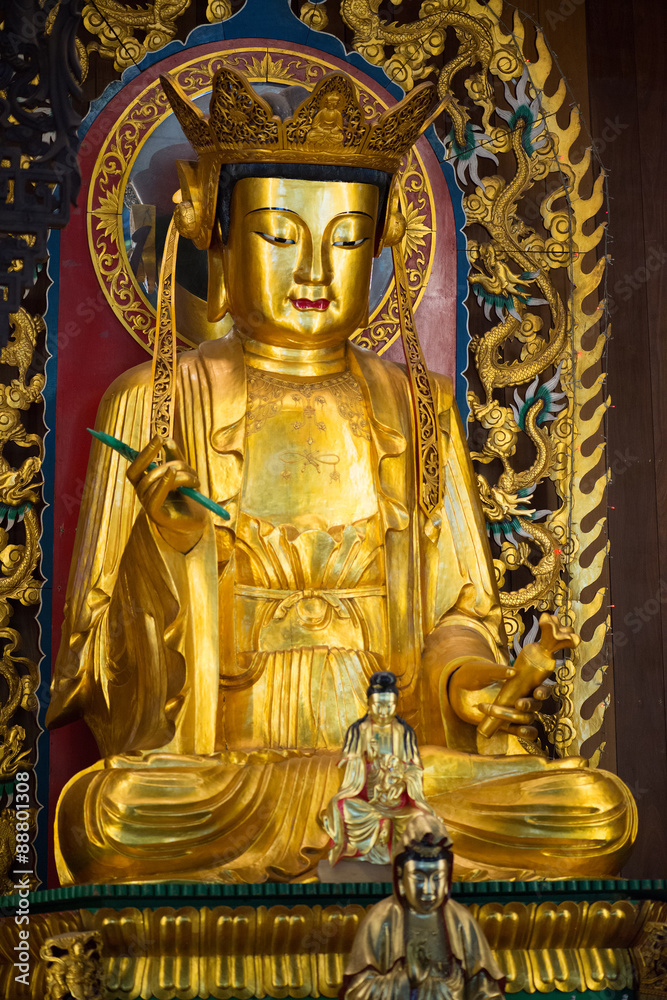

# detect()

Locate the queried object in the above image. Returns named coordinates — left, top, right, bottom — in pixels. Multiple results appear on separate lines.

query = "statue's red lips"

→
left=292, top=298, right=330, bottom=311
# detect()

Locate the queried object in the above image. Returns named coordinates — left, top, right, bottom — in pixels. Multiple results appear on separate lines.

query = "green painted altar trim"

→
left=1, top=877, right=665, bottom=914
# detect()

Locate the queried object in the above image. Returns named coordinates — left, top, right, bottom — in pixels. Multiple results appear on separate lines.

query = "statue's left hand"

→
left=448, top=658, right=550, bottom=740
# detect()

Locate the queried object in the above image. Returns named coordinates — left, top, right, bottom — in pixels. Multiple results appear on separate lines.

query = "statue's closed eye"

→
left=255, top=232, right=297, bottom=245
left=333, top=238, right=368, bottom=248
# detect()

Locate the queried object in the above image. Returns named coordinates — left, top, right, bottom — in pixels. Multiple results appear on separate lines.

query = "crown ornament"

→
left=395, top=815, right=454, bottom=861
left=162, top=66, right=441, bottom=172
left=161, top=66, right=443, bottom=250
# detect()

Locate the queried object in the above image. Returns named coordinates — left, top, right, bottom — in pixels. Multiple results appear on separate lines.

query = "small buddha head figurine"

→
left=393, top=815, right=454, bottom=914
left=367, top=670, right=399, bottom=724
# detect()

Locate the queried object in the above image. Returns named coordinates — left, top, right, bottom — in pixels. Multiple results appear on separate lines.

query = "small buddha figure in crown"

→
left=307, top=90, right=346, bottom=149
left=323, top=671, right=435, bottom=867
left=46, top=63, right=636, bottom=885
left=341, top=815, right=504, bottom=1000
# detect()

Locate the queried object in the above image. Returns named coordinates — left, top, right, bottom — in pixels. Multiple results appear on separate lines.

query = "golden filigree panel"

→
left=81, top=0, right=193, bottom=71
left=0, top=308, right=45, bottom=893
left=633, top=903, right=667, bottom=1000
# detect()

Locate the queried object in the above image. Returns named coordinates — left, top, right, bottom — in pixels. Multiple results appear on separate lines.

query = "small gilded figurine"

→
left=306, top=91, right=346, bottom=148
left=323, top=671, right=435, bottom=865
left=341, top=815, right=505, bottom=1000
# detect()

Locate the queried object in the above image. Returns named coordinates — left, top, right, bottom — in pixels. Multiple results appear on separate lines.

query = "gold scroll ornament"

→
left=392, top=242, right=442, bottom=515
left=150, top=215, right=180, bottom=441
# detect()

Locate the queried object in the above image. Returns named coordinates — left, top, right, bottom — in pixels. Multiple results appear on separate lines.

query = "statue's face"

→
left=222, top=176, right=379, bottom=349
left=368, top=691, right=397, bottom=723
left=399, top=858, right=450, bottom=914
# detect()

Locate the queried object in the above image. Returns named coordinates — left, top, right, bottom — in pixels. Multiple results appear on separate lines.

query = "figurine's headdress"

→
left=393, top=815, right=454, bottom=868
left=155, top=64, right=445, bottom=517
left=367, top=671, right=399, bottom=698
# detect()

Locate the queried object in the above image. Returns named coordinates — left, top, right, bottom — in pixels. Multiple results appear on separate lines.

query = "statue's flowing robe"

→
left=47, top=331, right=636, bottom=884
left=341, top=894, right=505, bottom=1000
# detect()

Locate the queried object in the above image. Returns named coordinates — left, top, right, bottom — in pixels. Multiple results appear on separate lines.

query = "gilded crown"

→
left=161, top=66, right=441, bottom=175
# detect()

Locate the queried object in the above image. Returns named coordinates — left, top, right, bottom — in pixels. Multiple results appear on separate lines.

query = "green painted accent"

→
left=87, top=428, right=231, bottom=520
left=0, top=878, right=665, bottom=916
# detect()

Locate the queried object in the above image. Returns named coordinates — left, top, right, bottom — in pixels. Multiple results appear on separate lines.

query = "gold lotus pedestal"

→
left=0, top=880, right=665, bottom=1000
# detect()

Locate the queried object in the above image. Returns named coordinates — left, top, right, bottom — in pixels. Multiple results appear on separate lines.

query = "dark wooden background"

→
left=596, top=0, right=667, bottom=877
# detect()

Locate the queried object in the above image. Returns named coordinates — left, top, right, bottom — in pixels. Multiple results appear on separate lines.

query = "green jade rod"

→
left=87, top=428, right=231, bottom=521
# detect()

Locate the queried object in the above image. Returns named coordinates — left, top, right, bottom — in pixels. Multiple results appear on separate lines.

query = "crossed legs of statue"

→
left=54, top=743, right=636, bottom=885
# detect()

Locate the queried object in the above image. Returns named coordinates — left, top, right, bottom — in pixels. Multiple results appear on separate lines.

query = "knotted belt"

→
left=234, top=584, right=386, bottom=623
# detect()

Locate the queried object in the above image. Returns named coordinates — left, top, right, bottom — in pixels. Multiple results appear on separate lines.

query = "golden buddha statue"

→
left=323, top=671, right=435, bottom=867
left=46, top=66, right=636, bottom=885
left=341, top=815, right=505, bottom=1000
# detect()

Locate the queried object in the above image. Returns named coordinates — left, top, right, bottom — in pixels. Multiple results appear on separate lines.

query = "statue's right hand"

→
left=127, top=435, right=206, bottom=553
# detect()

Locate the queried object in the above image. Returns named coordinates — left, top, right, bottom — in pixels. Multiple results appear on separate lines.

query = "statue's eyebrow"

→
left=246, top=207, right=299, bottom=215
left=245, top=208, right=374, bottom=219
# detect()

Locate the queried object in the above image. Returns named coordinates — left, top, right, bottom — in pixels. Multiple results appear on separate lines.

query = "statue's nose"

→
left=294, top=234, right=333, bottom=286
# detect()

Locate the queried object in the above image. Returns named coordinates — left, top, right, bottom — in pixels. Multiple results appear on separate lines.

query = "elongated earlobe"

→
left=376, top=176, right=406, bottom=256
left=207, top=226, right=229, bottom=322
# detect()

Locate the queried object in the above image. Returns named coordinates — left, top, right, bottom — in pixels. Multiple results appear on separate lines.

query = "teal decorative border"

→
left=2, top=877, right=665, bottom=916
